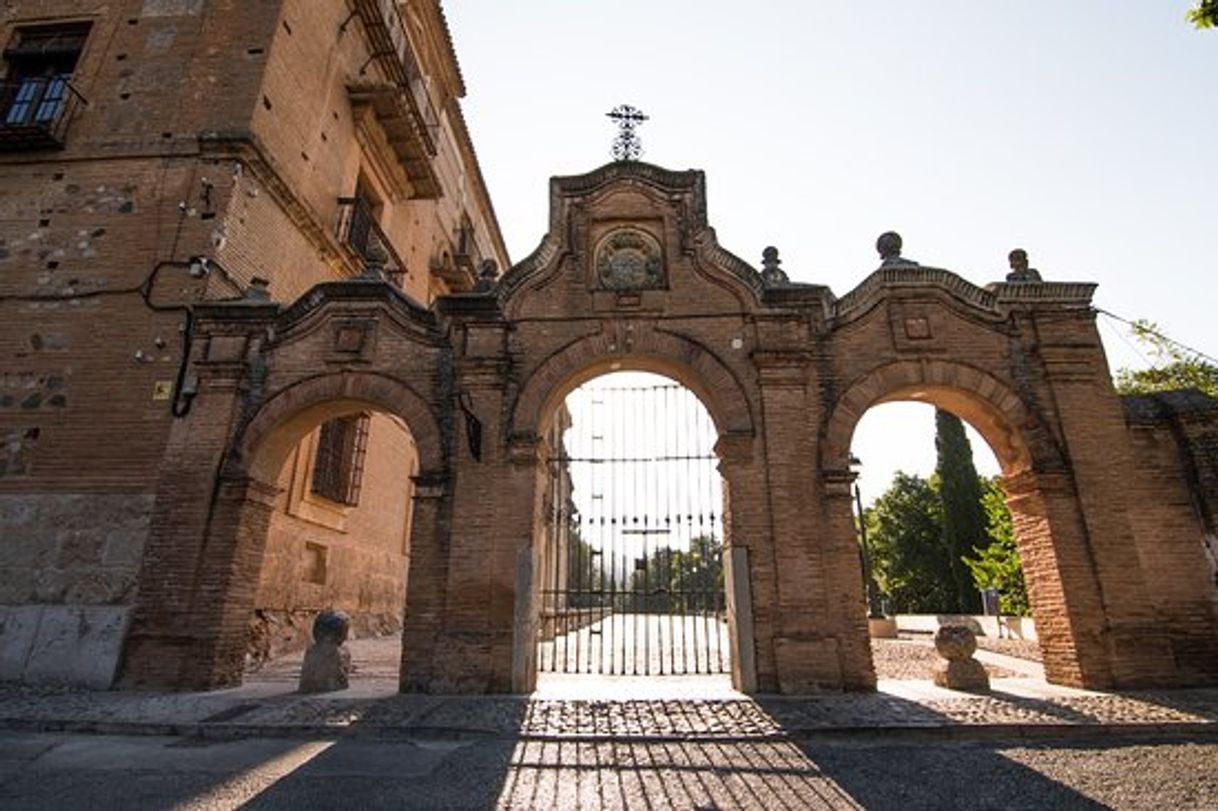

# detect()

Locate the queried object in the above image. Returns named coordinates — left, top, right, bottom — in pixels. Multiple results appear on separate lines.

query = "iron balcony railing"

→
left=0, top=75, right=86, bottom=150
left=336, top=196, right=407, bottom=287
left=349, top=0, right=439, bottom=155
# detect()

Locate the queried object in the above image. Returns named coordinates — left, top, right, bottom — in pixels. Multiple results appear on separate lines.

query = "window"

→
left=1, top=22, right=90, bottom=149
left=310, top=413, right=370, bottom=506
left=336, top=177, right=406, bottom=286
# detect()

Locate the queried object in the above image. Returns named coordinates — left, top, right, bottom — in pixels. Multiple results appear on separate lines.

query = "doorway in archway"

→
left=241, top=405, right=420, bottom=692
left=536, top=372, right=730, bottom=678
left=851, top=401, right=1043, bottom=687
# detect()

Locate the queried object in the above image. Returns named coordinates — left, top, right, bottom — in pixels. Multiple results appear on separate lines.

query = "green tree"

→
left=1114, top=320, right=1218, bottom=398
left=934, top=409, right=988, bottom=613
left=963, top=477, right=1029, bottom=616
left=625, top=535, right=723, bottom=614
left=865, top=472, right=957, bottom=613
left=1189, top=0, right=1218, bottom=28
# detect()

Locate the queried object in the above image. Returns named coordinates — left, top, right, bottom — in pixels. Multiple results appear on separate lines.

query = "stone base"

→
left=298, top=642, right=351, bottom=693
left=933, top=658, right=990, bottom=691
left=0, top=604, right=132, bottom=688
left=868, top=617, right=899, bottom=639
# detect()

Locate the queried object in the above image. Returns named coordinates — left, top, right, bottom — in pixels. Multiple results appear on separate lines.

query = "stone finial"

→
left=473, top=258, right=499, bottom=293
left=760, top=246, right=789, bottom=287
left=1005, top=248, right=1043, bottom=283
left=876, top=231, right=918, bottom=268
left=298, top=609, right=352, bottom=693
left=931, top=624, right=990, bottom=691
left=359, top=242, right=388, bottom=281
left=244, top=277, right=271, bottom=301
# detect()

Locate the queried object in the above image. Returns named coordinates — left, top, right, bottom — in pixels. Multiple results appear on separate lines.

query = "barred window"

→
left=311, top=413, right=370, bottom=505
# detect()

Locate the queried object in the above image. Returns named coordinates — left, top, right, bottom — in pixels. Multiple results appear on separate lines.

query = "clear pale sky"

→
left=447, top=1, right=1217, bottom=500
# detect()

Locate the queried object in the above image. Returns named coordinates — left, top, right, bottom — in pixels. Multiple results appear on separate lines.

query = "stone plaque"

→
left=594, top=228, right=664, bottom=291
left=904, top=316, right=932, bottom=340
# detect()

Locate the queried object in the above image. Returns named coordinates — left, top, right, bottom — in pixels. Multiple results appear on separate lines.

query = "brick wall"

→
left=1, top=0, right=507, bottom=687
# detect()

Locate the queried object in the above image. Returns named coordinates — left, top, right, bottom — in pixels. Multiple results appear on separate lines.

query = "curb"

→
left=3, top=716, right=1215, bottom=745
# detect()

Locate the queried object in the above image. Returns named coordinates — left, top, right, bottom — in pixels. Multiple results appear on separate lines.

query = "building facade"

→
left=1, top=2, right=1215, bottom=695
left=0, top=0, right=507, bottom=685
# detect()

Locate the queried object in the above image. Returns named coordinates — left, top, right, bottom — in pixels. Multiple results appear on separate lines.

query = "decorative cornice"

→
left=833, top=267, right=999, bottom=320
left=690, top=228, right=764, bottom=298
left=195, top=280, right=439, bottom=349
left=494, top=233, right=562, bottom=302
left=548, top=162, right=707, bottom=233
left=198, top=131, right=353, bottom=277
left=987, top=281, right=1098, bottom=305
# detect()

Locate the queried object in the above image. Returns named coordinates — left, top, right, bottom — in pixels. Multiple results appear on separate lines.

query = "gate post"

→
left=717, top=434, right=761, bottom=692
left=398, top=472, right=453, bottom=692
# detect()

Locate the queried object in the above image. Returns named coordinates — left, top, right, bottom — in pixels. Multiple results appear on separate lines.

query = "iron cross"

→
left=607, top=104, right=648, bottom=161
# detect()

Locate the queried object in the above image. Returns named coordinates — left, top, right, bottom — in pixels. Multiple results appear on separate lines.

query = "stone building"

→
left=1, top=2, right=1215, bottom=696
left=0, top=0, right=507, bottom=685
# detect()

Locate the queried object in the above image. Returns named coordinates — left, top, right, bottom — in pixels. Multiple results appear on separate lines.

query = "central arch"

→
left=511, top=330, right=756, bottom=442
left=511, top=336, right=759, bottom=693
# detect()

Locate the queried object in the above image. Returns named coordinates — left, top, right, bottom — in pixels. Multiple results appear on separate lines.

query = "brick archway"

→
left=821, top=359, right=1049, bottom=476
left=818, top=358, right=1114, bottom=686
left=232, top=371, right=446, bottom=482
left=122, top=161, right=1218, bottom=693
left=510, top=330, right=755, bottom=442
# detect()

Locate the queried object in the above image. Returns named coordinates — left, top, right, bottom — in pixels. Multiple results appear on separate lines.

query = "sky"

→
left=446, top=1, right=1217, bottom=501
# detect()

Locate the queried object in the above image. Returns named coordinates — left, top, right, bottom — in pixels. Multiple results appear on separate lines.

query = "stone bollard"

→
left=298, top=609, right=352, bottom=693
left=932, top=624, right=990, bottom=691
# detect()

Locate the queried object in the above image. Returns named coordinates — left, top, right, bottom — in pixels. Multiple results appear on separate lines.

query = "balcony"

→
left=336, top=196, right=407, bottom=287
left=346, top=0, right=442, bottom=198
left=0, top=76, right=86, bottom=151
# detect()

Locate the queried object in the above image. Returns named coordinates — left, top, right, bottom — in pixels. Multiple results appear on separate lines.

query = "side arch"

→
left=510, top=329, right=755, bottom=440
left=231, top=371, right=448, bottom=481
left=822, top=359, right=1057, bottom=476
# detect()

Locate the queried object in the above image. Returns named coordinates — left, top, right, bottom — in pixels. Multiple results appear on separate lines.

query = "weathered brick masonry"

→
left=0, top=0, right=505, bottom=686
left=2, top=2, right=1215, bottom=695
left=122, top=162, right=1218, bottom=693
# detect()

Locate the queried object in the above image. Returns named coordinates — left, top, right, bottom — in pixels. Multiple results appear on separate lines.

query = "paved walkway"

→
left=1, top=635, right=1215, bottom=742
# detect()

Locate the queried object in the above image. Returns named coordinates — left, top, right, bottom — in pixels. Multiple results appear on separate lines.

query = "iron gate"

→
left=537, top=376, right=729, bottom=676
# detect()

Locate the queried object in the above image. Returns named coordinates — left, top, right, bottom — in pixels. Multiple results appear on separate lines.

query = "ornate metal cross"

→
left=607, top=104, right=648, bottom=162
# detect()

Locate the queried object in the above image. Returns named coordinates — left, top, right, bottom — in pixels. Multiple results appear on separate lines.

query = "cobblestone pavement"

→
left=2, top=731, right=1216, bottom=810
left=2, top=635, right=1216, bottom=741
left=5, top=635, right=1215, bottom=809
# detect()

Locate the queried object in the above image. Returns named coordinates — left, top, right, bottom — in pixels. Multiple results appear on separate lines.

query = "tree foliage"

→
left=865, top=471, right=1029, bottom=616
left=934, top=409, right=988, bottom=614
left=1189, top=0, right=1218, bottom=28
left=1113, top=320, right=1218, bottom=398
left=863, top=411, right=1030, bottom=617
left=626, top=534, right=723, bottom=613
left=963, top=478, right=1029, bottom=616
left=865, top=472, right=957, bottom=614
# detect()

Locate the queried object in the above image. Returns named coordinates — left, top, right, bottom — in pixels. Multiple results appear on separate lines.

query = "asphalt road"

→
left=2, top=730, right=1216, bottom=810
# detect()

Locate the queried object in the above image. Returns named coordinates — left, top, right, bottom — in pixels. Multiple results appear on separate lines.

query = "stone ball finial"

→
left=244, top=277, right=271, bottom=301
left=474, top=258, right=499, bottom=293
left=876, top=231, right=903, bottom=261
left=933, top=624, right=977, bottom=661
left=1008, top=248, right=1029, bottom=273
left=760, top=246, right=789, bottom=287
left=312, top=608, right=350, bottom=646
left=932, top=623, right=990, bottom=691
left=360, top=242, right=388, bottom=280
left=1005, top=248, right=1043, bottom=283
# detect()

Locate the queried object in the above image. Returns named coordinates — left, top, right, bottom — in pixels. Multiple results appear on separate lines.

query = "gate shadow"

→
left=230, top=690, right=1126, bottom=808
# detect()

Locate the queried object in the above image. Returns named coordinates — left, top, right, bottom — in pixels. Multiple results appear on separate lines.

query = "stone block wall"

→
left=1122, top=389, right=1218, bottom=679
left=0, top=493, right=151, bottom=685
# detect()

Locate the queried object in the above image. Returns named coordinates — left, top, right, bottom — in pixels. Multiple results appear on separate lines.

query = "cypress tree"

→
left=934, top=409, right=988, bottom=613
